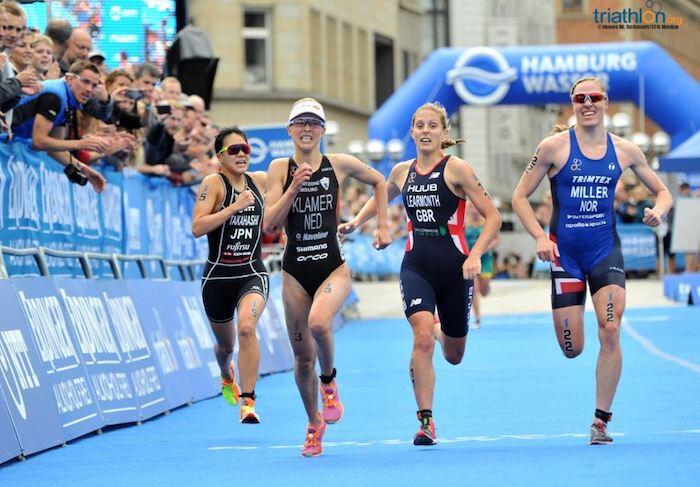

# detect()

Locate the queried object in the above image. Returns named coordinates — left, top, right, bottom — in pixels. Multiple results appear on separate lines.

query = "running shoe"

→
left=239, top=397, right=260, bottom=423
left=413, top=414, right=437, bottom=446
left=221, top=363, right=241, bottom=406
left=589, top=421, right=613, bottom=445
left=301, top=422, right=327, bottom=457
left=320, top=380, right=343, bottom=424
left=472, top=318, right=481, bottom=330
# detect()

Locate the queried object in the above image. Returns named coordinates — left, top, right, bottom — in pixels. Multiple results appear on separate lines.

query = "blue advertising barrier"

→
left=617, top=224, right=657, bottom=271
left=0, top=280, right=64, bottom=456
left=0, top=143, right=203, bottom=277
left=369, top=42, right=700, bottom=163
left=663, top=273, right=700, bottom=305
left=0, top=392, right=21, bottom=464
left=10, top=278, right=104, bottom=441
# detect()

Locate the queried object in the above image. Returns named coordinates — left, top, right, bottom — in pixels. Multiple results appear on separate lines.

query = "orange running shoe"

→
left=221, top=363, right=241, bottom=406
left=320, top=380, right=344, bottom=424
left=240, top=396, right=260, bottom=424
left=413, top=411, right=437, bottom=446
left=301, top=421, right=327, bottom=457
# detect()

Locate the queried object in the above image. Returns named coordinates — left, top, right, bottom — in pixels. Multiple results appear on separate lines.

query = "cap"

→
left=288, top=98, right=326, bottom=123
left=89, top=50, right=105, bottom=61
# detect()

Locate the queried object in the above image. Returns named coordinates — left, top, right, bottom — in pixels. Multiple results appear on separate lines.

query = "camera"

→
left=64, top=163, right=88, bottom=186
left=124, top=89, right=145, bottom=101
left=155, top=103, right=172, bottom=115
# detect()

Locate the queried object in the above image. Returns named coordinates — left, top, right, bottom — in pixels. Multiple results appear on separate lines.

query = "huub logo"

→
left=570, top=158, right=583, bottom=171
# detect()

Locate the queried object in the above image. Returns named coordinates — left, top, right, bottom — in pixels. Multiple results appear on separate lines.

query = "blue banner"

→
left=53, top=278, right=141, bottom=425
left=124, top=280, right=192, bottom=409
left=10, top=278, right=104, bottom=441
left=617, top=224, right=657, bottom=271
left=0, top=144, right=201, bottom=278
left=0, top=280, right=64, bottom=456
left=97, top=280, right=169, bottom=420
left=0, top=391, right=21, bottom=464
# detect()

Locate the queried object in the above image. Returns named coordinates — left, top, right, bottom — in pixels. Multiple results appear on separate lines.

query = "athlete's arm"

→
left=338, top=161, right=407, bottom=238
left=512, top=139, right=559, bottom=262
left=332, top=153, right=391, bottom=249
left=624, top=141, right=673, bottom=227
left=448, top=159, right=501, bottom=279
left=263, top=158, right=312, bottom=233
left=191, top=174, right=253, bottom=237
left=249, top=171, right=268, bottom=195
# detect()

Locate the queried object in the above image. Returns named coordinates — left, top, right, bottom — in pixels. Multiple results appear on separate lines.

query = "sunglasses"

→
left=289, top=117, right=325, bottom=128
left=571, top=92, right=607, bottom=104
left=218, top=143, right=251, bottom=156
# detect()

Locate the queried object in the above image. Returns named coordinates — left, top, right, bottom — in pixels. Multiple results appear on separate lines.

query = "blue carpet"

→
left=1, top=306, right=699, bottom=486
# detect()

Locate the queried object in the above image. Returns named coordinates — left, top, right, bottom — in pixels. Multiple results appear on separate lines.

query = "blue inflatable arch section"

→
left=369, top=42, right=700, bottom=159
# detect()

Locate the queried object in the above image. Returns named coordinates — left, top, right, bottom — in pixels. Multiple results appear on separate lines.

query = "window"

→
left=243, top=9, right=271, bottom=87
left=374, top=34, right=394, bottom=109
left=422, top=0, right=450, bottom=53
left=402, top=49, right=418, bottom=81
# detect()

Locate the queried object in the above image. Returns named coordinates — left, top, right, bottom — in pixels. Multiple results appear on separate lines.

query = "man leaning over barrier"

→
left=10, top=60, right=110, bottom=192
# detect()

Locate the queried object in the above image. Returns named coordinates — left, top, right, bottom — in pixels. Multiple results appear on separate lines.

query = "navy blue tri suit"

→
left=201, top=173, right=269, bottom=323
left=282, top=156, right=345, bottom=297
left=549, top=129, right=626, bottom=309
left=400, top=156, right=474, bottom=338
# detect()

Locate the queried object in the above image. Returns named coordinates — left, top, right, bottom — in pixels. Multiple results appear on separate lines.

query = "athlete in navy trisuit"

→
left=512, top=77, right=672, bottom=444
left=340, top=102, right=501, bottom=445
left=192, top=126, right=268, bottom=424
left=264, top=98, right=391, bottom=457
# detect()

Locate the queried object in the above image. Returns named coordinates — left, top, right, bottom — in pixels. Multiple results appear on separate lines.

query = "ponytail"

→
left=441, top=138, right=466, bottom=149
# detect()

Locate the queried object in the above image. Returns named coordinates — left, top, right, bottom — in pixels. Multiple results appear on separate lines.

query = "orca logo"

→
left=247, top=137, right=268, bottom=166
left=446, top=47, right=517, bottom=106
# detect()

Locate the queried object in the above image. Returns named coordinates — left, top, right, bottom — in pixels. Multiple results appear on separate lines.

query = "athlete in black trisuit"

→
left=264, top=98, right=391, bottom=457
left=340, top=102, right=501, bottom=445
left=192, top=126, right=268, bottom=424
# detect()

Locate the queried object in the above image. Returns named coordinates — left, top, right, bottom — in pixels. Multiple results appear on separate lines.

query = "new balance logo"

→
left=409, top=298, right=422, bottom=307
left=429, top=172, right=441, bottom=179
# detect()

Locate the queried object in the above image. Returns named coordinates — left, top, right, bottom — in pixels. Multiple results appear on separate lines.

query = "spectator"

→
left=133, top=62, right=161, bottom=127
left=31, top=35, right=59, bottom=80
left=0, top=3, right=38, bottom=126
left=9, top=30, right=32, bottom=72
left=88, top=49, right=107, bottom=75
left=59, top=28, right=91, bottom=76
left=160, top=76, right=182, bottom=102
left=44, top=18, right=72, bottom=61
left=144, top=103, right=183, bottom=169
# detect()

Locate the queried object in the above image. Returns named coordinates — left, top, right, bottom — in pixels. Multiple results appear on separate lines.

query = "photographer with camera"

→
left=10, top=60, right=109, bottom=192
left=144, top=102, right=184, bottom=177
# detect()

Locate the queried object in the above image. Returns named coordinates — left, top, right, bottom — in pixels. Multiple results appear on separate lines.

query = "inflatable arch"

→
left=368, top=42, right=700, bottom=160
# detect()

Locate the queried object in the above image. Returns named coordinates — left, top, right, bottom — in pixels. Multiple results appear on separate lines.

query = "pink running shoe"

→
left=320, top=380, right=344, bottom=424
left=301, top=422, right=327, bottom=457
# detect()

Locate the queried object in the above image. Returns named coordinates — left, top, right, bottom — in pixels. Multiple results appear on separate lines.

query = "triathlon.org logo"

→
left=570, top=158, right=583, bottom=171
left=593, top=1, right=683, bottom=30
left=446, top=47, right=517, bottom=106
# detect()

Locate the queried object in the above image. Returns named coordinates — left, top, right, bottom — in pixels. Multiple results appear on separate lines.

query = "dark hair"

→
left=133, top=62, right=161, bottom=80
left=68, top=60, right=99, bottom=76
left=215, top=126, right=248, bottom=153
left=45, top=19, right=73, bottom=45
left=105, top=69, right=133, bottom=90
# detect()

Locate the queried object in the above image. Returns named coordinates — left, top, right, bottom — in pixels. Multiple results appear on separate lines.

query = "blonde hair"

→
left=31, top=34, right=54, bottom=48
left=549, top=124, right=569, bottom=135
left=411, top=102, right=465, bottom=149
left=569, top=76, right=608, bottom=96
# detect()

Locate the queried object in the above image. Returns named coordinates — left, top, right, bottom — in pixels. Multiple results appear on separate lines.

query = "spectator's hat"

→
left=89, top=50, right=106, bottom=62
left=288, top=98, right=325, bottom=124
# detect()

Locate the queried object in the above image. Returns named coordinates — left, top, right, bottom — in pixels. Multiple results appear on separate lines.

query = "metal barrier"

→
left=0, top=246, right=205, bottom=281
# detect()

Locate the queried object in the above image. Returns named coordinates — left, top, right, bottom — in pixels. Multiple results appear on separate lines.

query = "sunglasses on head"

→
left=218, top=143, right=251, bottom=156
left=571, top=92, right=607, bottom=104
left=289, top=117, right=325, bottom=128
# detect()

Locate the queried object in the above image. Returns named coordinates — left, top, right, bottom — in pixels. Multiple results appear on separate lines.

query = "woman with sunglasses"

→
left=512, top=76, right=672, bottom=445
left=338, top=101, right=501, bottom=447
left=192, top=126, right=268, bottom=425
left=264, top=98, right=391, bottom=457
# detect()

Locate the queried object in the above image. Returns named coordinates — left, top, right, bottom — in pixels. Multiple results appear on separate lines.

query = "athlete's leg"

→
left=591, top=284, right=625, bottom=415
left=308, top=264, right=352, bottom=377
left=235, top=292, right=266, bottom=393
left=471, top=279, right=481, bottom=325
left=282, top=271, right=320, bottom=424
left=479, top=275, right=492, bottom=297
left=409, top=311, right=437, bottom=410
left=209, top=319, right=236, bottom=378
left=552, top=306, right=585, bottom=358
